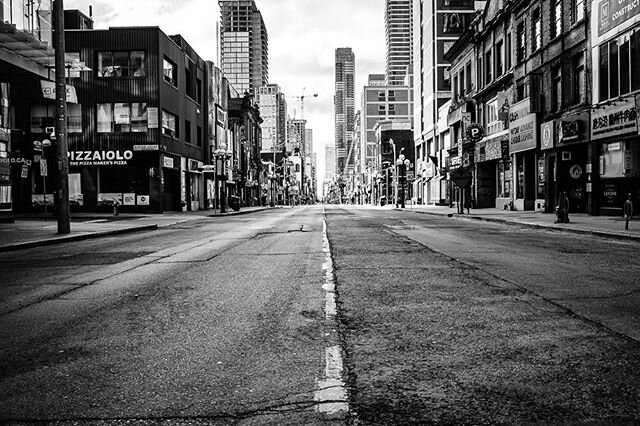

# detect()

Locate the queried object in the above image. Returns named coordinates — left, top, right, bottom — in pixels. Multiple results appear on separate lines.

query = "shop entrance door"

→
left=162, top=168, right=181, bottom=211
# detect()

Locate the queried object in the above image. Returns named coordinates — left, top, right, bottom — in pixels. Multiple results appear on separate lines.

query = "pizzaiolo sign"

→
left=68, top=150, right=134, bottom=166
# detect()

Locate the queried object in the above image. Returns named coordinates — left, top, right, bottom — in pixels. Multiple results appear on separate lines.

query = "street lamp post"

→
left=388, top=138, right=397, bottom=206
left=397, top=153, right=410, bottom=209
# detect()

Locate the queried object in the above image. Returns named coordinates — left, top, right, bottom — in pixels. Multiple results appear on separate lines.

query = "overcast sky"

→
left=64, top=0, right=387, bottom=187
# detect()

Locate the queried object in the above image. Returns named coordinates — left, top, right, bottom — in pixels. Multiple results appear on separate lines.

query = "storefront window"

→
left=600, top=142, right=624, bottom=178
left=537, top=154, right=545, bottom=199
left=516, top=155, right=525, bottom=199
left=99, top=167, right=149, bottom=194
left=498, top=160, right=511, bottom=198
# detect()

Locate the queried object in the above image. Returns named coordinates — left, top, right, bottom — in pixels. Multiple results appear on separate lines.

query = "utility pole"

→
left=54, top=0, right=70, bottom=234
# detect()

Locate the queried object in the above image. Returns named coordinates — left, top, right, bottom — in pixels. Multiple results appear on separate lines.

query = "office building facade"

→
left=219, top=0, right=268, bottom=94
left=256, top=83, right=286, bottom=153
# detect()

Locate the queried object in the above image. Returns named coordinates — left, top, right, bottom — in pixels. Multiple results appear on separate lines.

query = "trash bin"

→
left=379, top=196, right=387, bottom=206
left=229, top=195, right=240, bottom=211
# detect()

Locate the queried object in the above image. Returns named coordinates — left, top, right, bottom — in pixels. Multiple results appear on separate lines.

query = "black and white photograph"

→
left=1, top=0, right=640, bottom=424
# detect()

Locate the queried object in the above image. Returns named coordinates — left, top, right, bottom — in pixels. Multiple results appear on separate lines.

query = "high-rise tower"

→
left=256, top=84, right=286, bottom=153
left=334, top=47, right=355, bottom=176
left=385, top=0, right=413, bottom=86
left=218, top=0, right=268, bottom=94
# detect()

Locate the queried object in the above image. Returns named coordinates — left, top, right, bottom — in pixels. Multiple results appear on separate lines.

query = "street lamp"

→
left=388, top=138, right=397, bottom=206
left=396, top=153, right=410, bottom=209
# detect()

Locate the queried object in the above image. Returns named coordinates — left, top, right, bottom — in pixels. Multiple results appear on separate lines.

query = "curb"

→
left=208, top=207, right=272, bottom=217
left=402, top=209, right=640, bottom=242
left=0, top=224, right=158, bottom=253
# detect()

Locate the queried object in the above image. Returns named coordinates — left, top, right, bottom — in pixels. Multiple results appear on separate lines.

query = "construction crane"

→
left=289, top=87, right=318, bottom=119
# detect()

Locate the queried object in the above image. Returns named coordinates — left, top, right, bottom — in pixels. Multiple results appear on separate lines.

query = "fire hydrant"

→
left=113, top=200, right=120, bottom=216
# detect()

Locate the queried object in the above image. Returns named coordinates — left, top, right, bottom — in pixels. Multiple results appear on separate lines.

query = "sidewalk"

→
left=395, top=203, right=640, bottom=242
left=0, top=206, right=272, bottom=252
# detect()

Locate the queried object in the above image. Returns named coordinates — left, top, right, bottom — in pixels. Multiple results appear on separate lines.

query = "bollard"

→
left=624, top=193, right=633, bottom=230
left=113, top=201, right=120, bottom=216
left=556, top=191, right=570, bottom=223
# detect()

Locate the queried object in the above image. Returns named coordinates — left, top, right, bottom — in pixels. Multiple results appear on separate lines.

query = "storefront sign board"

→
left=598, top=0, right=640, bottom=36
left=509, top=98, right=537, bottom=153
left=68, top=150, right=133, bottom=166
left=540, top=120, right=555, bottom=150
left=123, top=193, right=136, bottom=206
left=591, top=97, right=637, bottom=140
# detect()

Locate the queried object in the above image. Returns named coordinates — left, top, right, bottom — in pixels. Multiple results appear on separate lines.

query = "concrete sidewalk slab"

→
left=0, top=206, right=272, bottom=252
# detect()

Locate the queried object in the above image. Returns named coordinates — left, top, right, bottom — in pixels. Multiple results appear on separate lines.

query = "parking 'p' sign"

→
left=466, top=123, right=485, bottom=143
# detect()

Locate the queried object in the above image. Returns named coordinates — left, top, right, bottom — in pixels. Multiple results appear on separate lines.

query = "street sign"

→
left=450, top=167, right=472, bottom=188
left=21, top=164, right=28, bottom=178
left=466, top=123, right=485, bottom=143
left=33, top=140, right=42, bottom=152
left=40, top=159, right=48, bottom=177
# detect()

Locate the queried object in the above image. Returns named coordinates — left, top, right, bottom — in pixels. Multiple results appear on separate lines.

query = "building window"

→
left=185, top=62, right=194, bottom=99
left=185, top=119, right=191, bottom=143
left=620, top=35, right=631, bottom=95
left=378, top=91, right=385, bottom=100
left=97, top=103, right=148, bottom=133
left=30, top=104, right=82, bottom=134
left=197, top=125, right=202, bottom=147
left=460, top=68, right=466, bottom=95
left=598, top=30, right=640, bottom=101
left=496, top=40, right=504, bottom=77
left=506, top=33, right=512, bottom=69
left=485, top=50, right=493, bottom=83
left=452, top=72, right=458, bottom=99
left=378, top=104, right=386, bottom=115
left=599, top=43, right=609, bottom=100
left=388, top=90, right=396, bottom=100
left=552, top=0, right=562, bottom=38
left=517, top=21, right=526, bottom=62
left=610, top=40, right=619, bottom=98
left=465, top=61, right=472, bottom=92
left=97, top=51, right=145, bottom=77
left=573, top=53, right=585, bottom=105
left=163, top=58, right=178, bottom=86
left=532, top=8, right=542, bottom=52
left=162, top=110, right=178, bottom=137
left=196, top=77, right=203, bottom=104
left=552, top=66, right=562, bottom=111
left=632, top=31, right=640, bottom=91
left=572, top=0, right=584, bottom=23
left=388, top=104, right=396, bottom=115
left=67, top=104, right=82, bottom=133
left=477, top=56, right=483, bottom=88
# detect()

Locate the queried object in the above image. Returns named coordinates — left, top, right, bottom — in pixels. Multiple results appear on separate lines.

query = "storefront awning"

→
left=0, top=22, right=91, bottom=79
